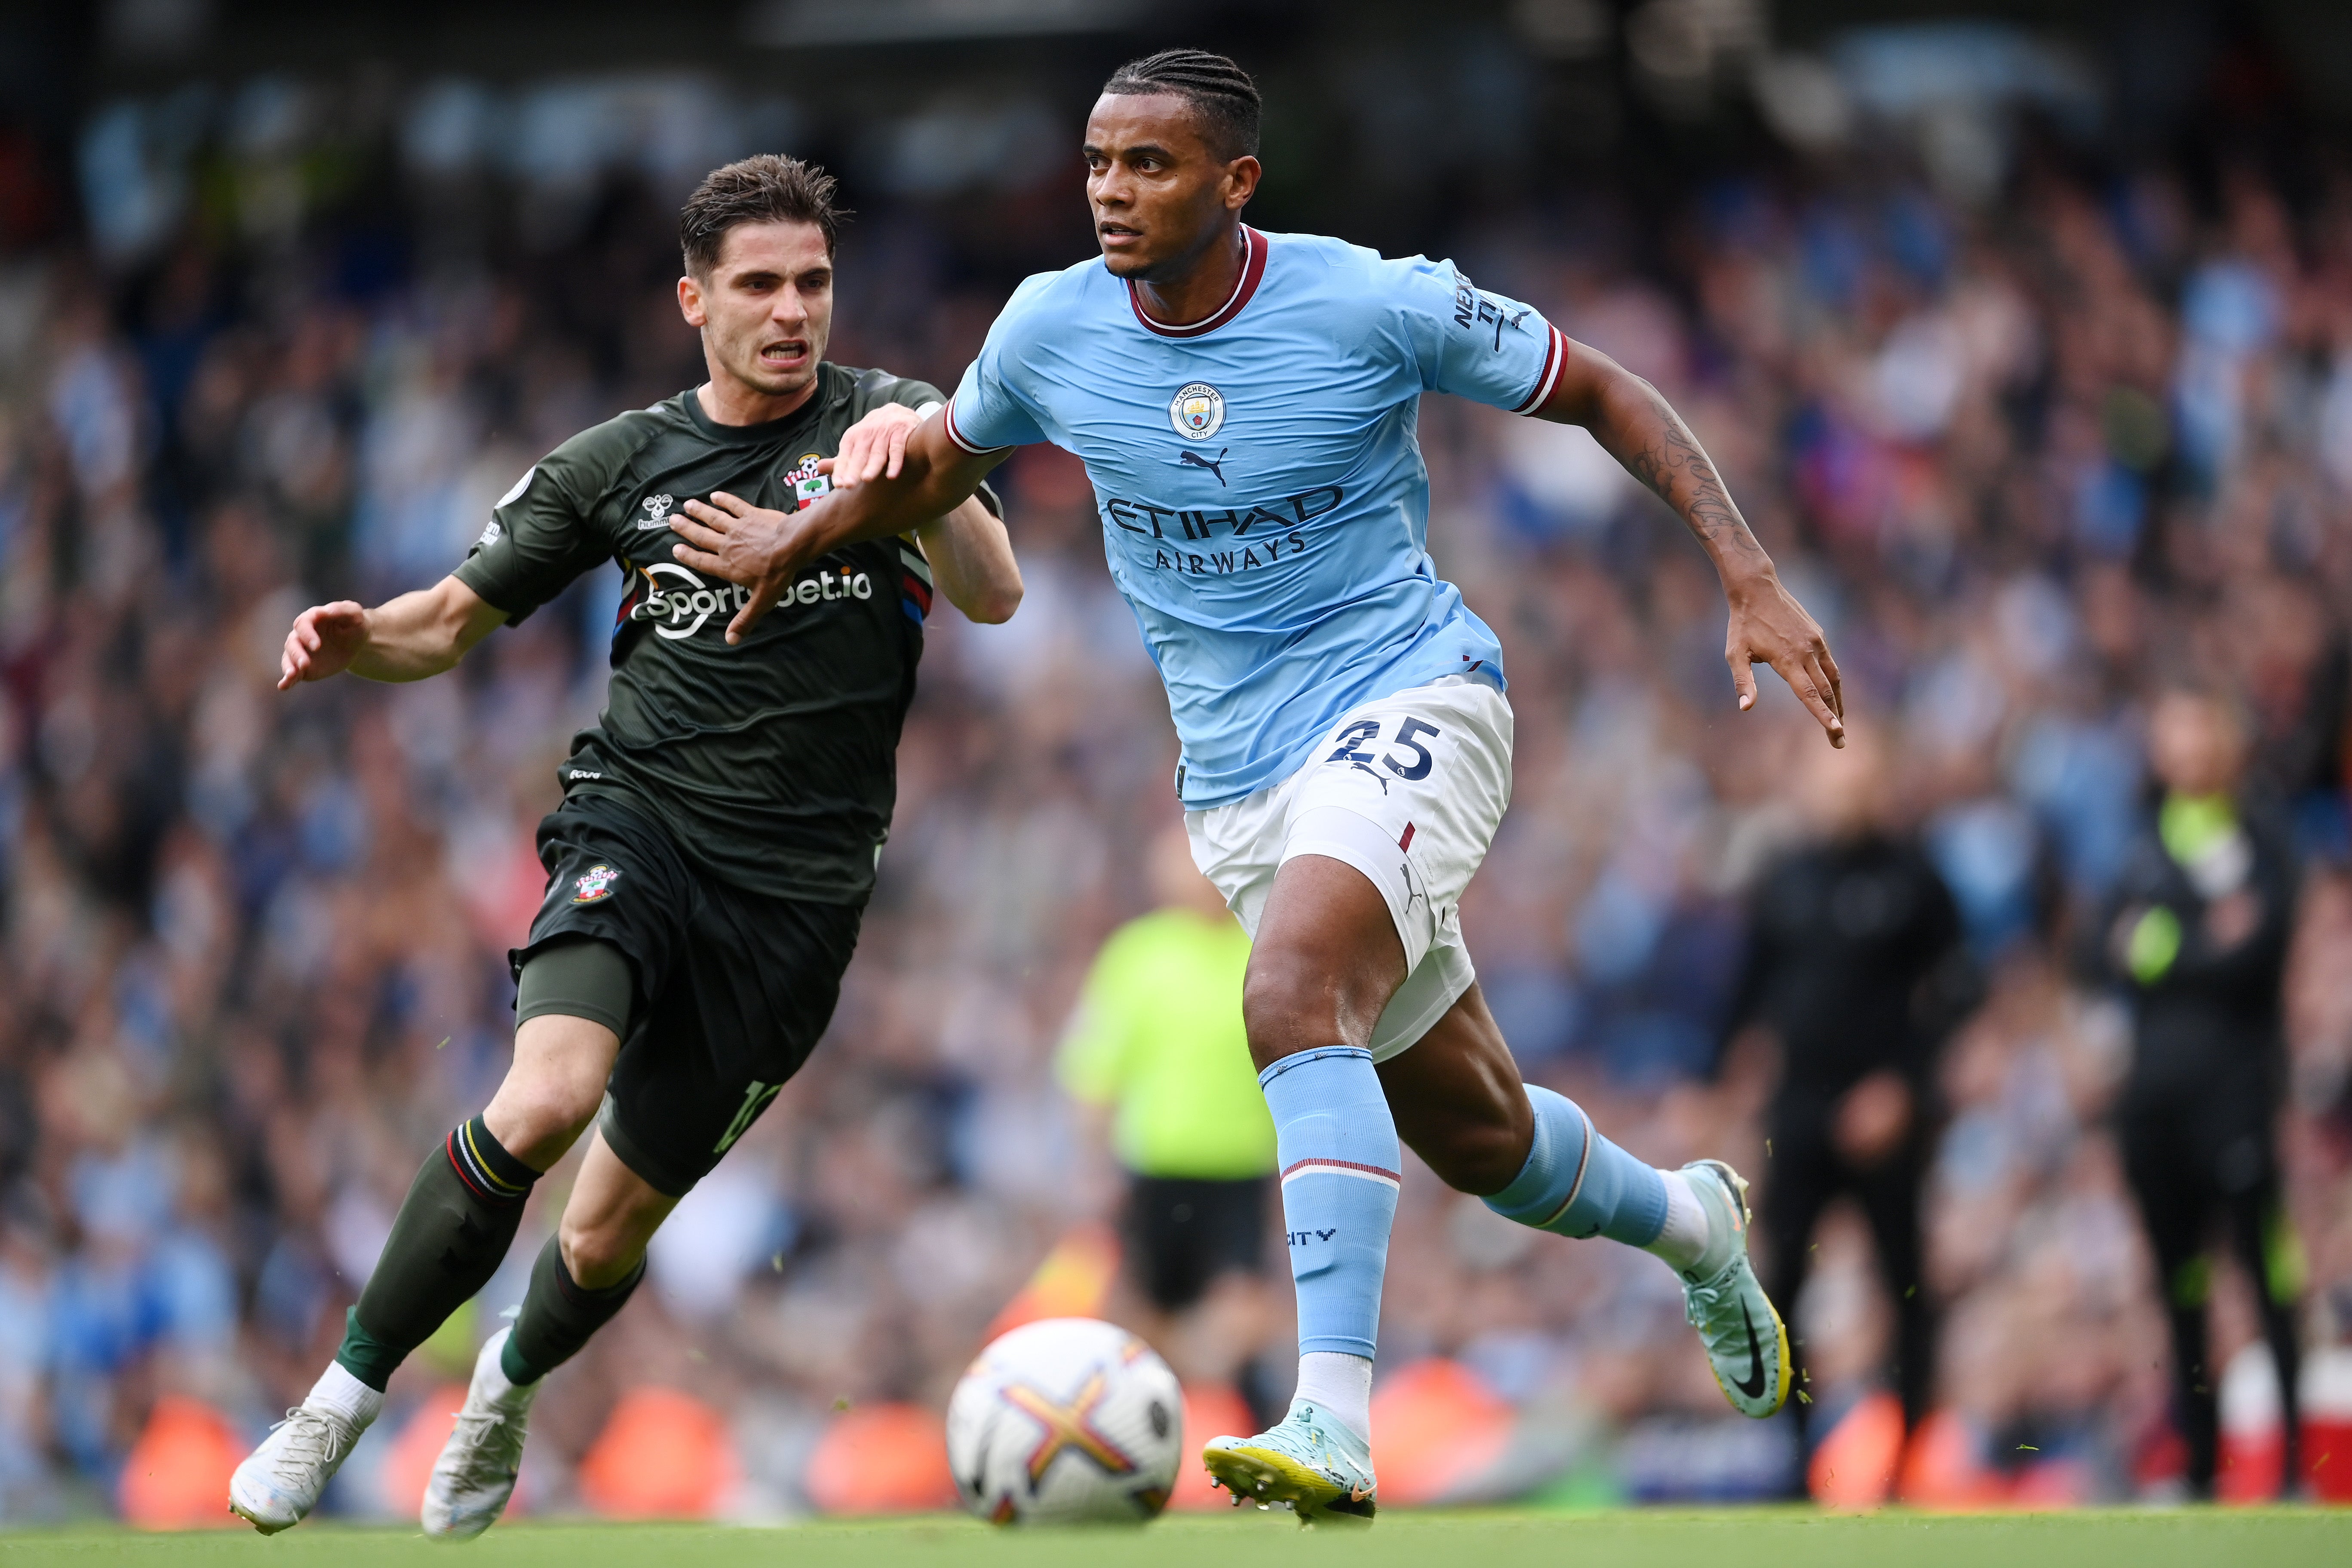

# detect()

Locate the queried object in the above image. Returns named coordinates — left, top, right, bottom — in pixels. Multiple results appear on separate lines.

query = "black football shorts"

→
left=1122, top=1174, right=1271, bottom=1311
left=513, top=791, right=863, bottom=1196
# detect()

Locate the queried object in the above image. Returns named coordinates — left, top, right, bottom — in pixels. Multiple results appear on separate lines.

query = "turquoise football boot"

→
left=1677, top=1159, right=1792, bottom=1418
left=1202, top=1399, right=1377, bottom=1523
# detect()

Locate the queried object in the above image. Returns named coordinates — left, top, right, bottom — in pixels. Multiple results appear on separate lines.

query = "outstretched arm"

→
left=670, top=414, right=1010, bottom=644
left=1536, top=341, right=1845, bottom=747
left=826, top=399, right=1022, bottom=624
left=277, top=575, right=507, bottom=689
left=915, top=497, right=1023, bottom=624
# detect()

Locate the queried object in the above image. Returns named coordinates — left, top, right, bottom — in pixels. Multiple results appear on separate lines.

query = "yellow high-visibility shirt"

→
left=1056, top=908, right=1274, bottom=1180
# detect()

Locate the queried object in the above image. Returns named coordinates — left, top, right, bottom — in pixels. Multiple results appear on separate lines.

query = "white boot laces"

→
left=445, top=1404, right=525, bottom=1486
left=261, top=1405, right=350, bottom=1479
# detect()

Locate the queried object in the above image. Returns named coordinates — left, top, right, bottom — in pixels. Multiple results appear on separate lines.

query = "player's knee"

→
left=557, top=1214, right=642, bottom=1290
left=1242, top=961, right=1362, bottom=1066
left=484, top=1071, right=603, bottom=1162
left=1240, top=961, right=1304, bottom=1036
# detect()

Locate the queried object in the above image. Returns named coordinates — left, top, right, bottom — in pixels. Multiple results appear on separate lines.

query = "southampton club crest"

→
left=1168, top=382, right=1225, bottom=441
left=571, top=864, right=621, bottom=904
left=791, top=451, right=831, bottom=506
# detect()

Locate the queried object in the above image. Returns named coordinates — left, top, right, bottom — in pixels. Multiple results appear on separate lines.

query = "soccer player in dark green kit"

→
left=228, top=155, right=1023, bottom=1538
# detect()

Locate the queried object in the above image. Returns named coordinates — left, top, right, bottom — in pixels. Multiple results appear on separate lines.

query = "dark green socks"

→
left=501, top=1234, right=645, bottom=1385
left=335, top=1115, right=539, bottom=1391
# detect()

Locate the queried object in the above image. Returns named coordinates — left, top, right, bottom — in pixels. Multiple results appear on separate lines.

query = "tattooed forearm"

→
left=1618, top=397, right=1766, bottom=568
left=1536, top=338, right=1772, bottom=579
left=1533, top=336, right=1844, bottom=743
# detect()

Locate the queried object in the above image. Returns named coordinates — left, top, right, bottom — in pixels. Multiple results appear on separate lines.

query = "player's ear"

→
left=677, top=273, right=707, bottom=328
left=1223, top=155, right=1261, bottom=212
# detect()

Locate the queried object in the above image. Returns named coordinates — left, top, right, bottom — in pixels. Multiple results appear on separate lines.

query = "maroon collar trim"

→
left=1126, top=227, right=1268, bottom=339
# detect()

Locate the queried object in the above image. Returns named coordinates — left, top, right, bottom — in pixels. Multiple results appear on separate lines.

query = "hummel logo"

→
left=1178, top=447, right=1229, bottom=486
left=1731, top=1299, right=1769, bottom=1401
left=712, top=1079, right=781, bottom=1155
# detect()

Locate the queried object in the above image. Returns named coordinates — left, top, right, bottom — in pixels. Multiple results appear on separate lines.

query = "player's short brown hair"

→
left=678, top=155, right=844, bottom=276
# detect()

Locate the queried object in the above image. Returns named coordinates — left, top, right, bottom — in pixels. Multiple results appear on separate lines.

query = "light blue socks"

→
left=1483, top=1084, right=1670, bottom=1246
left=1259, top=1047, right=1400, bottom=1361
left=1260, top=1058, right=1682, bottom=1397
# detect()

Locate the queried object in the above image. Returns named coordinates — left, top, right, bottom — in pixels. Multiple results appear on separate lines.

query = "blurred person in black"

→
left=2102, top=685, right=2304, bottom=1498
left=1722, top=731, right=1975, bottom=1454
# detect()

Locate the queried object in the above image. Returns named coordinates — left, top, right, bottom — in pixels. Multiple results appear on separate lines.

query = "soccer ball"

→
left=946, top=1317, right=1184, bottom=1525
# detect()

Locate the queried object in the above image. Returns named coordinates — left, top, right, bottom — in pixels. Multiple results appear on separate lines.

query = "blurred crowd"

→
left=1, top=69, right=2350, bottom=1522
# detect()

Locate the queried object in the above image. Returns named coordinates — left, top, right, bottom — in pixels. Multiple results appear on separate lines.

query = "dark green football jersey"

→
left=454, top=363, right=983, bottom=903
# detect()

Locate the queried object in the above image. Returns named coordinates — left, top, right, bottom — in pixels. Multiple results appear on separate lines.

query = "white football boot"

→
left=421, top=1328, right=539, bottom=1540
left=228, top=1366, right=381, bottom=1534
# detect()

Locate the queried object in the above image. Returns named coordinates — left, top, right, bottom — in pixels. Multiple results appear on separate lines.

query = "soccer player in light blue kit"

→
left=675, top=50, right=1846, bottom=1520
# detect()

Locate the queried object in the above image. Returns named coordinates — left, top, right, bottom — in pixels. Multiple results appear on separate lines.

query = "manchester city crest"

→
left=1168, top=382, right=1225, bottom=441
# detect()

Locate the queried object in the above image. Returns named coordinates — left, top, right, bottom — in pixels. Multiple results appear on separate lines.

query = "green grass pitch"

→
left=3, top=1509, right=2346, bottom=1568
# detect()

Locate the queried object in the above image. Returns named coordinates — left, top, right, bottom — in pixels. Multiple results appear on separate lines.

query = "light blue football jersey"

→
left=947, top=226, right=1568, bottom=807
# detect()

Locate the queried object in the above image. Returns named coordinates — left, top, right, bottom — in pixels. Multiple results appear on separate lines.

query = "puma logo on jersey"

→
left=1178, top=447, right=1230, bottom=485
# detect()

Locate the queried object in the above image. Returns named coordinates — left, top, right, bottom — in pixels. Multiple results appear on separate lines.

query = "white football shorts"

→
left=1186, top=674, right=1513, bottom=1062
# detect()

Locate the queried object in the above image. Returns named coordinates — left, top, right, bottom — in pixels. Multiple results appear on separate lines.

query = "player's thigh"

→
left=558, top=1126, right=680, bottom=1289
left=600, top=887, right=863, bottom=1199
left=1225, top=680, right=1514, bottom=1068
left=1374, top=982, right=1533, bottom=1197
left=1243, top=853, right=1407, bottom=1068
left=1190, top=781, right=1405, bottom=1063
left=496, top=795, right=694, bottom=1153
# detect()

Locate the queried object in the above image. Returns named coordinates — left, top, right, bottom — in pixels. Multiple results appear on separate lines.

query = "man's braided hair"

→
left=1102, top=49, right=1262, bottom=160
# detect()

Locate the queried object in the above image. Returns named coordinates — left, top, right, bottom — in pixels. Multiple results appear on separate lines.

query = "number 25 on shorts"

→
left=1324, top=717, right=1440, bottom=781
